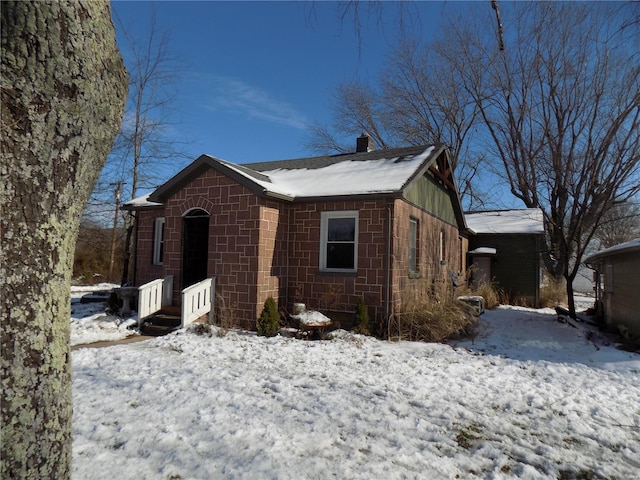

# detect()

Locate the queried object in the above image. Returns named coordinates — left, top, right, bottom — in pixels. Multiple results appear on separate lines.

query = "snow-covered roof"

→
left=465, top=209, right=544, bottom=235
left=584, top=238, right=640, bottom=265
left=143, top=145, right=450, bottom=204
left=469, top=247, right=497, bottom=255
left=219, top=145, right=435, bottom=199
left=122, top=193, right=163, bottom=209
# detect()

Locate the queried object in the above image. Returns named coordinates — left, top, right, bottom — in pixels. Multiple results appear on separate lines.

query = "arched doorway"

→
left=182, top=208, right=209, bottom=288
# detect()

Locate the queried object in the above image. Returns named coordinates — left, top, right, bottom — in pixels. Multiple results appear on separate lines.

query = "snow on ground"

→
left=71, top=295, right=640, bottom=480
left=70, top=284, right=138, bottom=346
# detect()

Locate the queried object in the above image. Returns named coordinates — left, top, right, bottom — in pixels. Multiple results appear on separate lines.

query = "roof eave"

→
left=288, top=191, right=398, bottom=204
left=584, top=239, right=640, bottom=265
left=148, top=154, right=273, bottom=204
left=263, top=189, right=295, bottom=202
left=121, top=203, right=164, bottom=212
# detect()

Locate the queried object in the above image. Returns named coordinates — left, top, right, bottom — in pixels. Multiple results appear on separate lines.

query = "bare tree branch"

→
left=447, top=2, right=640, bottom=317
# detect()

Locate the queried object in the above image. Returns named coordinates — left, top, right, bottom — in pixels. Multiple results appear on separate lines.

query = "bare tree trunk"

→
left=1, top=2, right=127, bottom=478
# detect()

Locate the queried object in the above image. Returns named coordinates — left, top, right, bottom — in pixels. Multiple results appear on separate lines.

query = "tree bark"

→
left=1, top=2, right=127, bottom=478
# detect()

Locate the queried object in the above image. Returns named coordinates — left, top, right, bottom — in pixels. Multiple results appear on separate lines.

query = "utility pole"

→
left=108, top=180, right=123, bottom=279
left=492, top=0, right=505, bottom=51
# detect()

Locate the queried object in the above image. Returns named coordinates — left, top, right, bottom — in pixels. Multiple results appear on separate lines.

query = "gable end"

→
left=148, top=155, right=276, bottom=204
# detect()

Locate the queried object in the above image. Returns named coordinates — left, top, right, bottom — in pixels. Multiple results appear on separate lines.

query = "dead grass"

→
left=388, top=291, right=477, bottom=343
left=540, top=278, right=567, bottom=308
left=472, top=282, right=502, bottom=309
left=455, top=275, right=503, bottom=310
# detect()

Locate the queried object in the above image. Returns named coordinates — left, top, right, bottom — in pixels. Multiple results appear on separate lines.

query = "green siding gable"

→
left=404, top=173, right=457, bottom=226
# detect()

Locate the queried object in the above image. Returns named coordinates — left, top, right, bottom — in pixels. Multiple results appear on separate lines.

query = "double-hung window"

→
left=153, top=217, right=165, bottom=265
left=320, top=211, right=358, bottom=273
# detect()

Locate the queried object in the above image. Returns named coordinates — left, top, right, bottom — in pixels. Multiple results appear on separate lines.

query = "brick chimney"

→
left=356, top=133, right=374, bottom=153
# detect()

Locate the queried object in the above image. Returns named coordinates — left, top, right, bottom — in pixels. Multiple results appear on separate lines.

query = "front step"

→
left=140, top=310, right=181, bottom=336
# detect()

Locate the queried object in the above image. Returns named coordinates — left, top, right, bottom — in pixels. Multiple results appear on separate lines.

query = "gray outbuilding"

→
left=585, top=238, right=640, bottom=339
left=465, top=209, right=545, bottom=307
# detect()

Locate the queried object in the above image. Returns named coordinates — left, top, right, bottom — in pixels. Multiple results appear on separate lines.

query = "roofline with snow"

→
left=584, top=238, right=640, bottom=266
left=146, top=154, right=280, bottom=204
left=464, top=208, right=545, bottom=235
left=134, top=145, right=462, bottom=209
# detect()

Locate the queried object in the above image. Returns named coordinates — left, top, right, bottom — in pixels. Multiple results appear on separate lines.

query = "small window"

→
left=320, top=211, right=358, bottom=272
left=153, top=217, right=165, bottom=265
left=604, top=264, right=614, bottom=293
left=439, top=229, right=446, bottom=264
left=409, top=218, right=418, bottom=273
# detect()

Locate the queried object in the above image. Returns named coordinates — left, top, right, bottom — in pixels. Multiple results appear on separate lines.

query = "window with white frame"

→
left=153, top=217, right=165, bottom=265
left=439, top=229, right=446, bottom=264
left=320, top=211, right=358, bottom=272
left=409, top=217, right=418, bottom=273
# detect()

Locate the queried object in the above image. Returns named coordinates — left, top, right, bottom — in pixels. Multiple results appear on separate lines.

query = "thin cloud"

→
left=203, top=75, right=310, bottom=130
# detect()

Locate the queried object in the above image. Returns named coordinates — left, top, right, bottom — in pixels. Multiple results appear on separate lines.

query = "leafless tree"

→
left=322, top=2, right=639, bottom=317
left=443, top=2, right=640, bottom=317
left=592, top=201, right=640, bottom=249
left=306, top=39, right=483, bottom=206
left=88, top=8, right=187, bottom=284
left=1, top=2, right=126, bottom=477
left=108, top=8, right=185, bottom=200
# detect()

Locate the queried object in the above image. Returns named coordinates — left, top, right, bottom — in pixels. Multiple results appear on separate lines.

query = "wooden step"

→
left=160, top=305, right=181, bottom=316
left=147, top=314, right=181, bottom=327
left=140, top=322, right=178, bottom=337
left=140, top=311, right=181, bottom=336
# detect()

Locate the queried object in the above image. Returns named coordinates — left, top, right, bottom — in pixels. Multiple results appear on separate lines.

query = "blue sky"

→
left=111, top=1, right=461, bottom=171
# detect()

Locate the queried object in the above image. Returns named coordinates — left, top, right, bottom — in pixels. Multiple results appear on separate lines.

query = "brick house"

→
left=124, top=138, right=468, bottom=332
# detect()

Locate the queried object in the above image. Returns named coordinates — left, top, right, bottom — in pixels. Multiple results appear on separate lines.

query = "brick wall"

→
left=255, top=201, right=289, bottom=320
left=283, top=199, right=388, bottom=329
left=391, top=199, right=468, bottom=315
left=134, top=208, right=167, bottom=286
left=132, top=167, right=468, bottom=332
left=133, top=169, right=265, bottom=328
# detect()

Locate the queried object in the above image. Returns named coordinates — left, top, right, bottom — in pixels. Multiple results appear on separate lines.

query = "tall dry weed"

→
left=389, top=287, right=476, bottom=342
left=473, top=282, right=502, bottom=309
left=215, top=293, right=238, bottom=333
left=456, top=270, right=503, bottom=309
left=539, top=278, right=567, bottom=307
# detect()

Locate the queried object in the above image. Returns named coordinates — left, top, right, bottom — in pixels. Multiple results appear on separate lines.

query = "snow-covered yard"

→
left=71, top=293, right=640, bottom=479
left=70, top=284, right=138, bottom=346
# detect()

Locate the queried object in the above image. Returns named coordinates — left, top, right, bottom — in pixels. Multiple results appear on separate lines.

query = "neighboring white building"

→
left=584, top=238, right=640, bottom=339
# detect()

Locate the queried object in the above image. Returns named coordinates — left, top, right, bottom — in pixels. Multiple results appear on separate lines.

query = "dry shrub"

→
left=388, top=294, right=477, bottom=343
left=73, top=222, right=125, bottom=284
left=317, top=282, right=344, bottom=311
left=455, top=274, right=503, bottom=310
left=453, top=265, right=504, bottom=309
left=539, top=278, right=567, bottom=307
left=473, top=282, right=502, bottom=309
left=215, top=293, right=238, bottom=334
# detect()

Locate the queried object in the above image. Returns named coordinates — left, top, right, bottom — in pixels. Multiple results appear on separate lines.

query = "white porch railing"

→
left=181, top=277, right=216, bottom=327
left=137, top=275, right=173, bottom=326
left=162, top=275, right=173, bottom=308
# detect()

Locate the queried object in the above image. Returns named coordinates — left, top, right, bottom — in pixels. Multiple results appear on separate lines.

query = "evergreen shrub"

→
left=257, top=296, right=280, bottom=337
left=353, top=298, right=371, bottom=335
